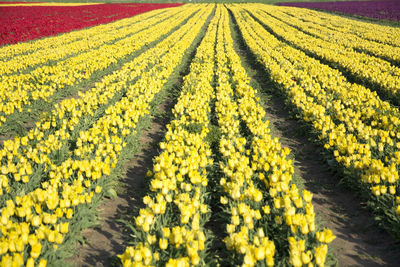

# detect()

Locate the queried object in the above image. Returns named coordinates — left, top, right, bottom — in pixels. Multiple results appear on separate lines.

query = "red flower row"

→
left=0, top=3, right=183, bottom=46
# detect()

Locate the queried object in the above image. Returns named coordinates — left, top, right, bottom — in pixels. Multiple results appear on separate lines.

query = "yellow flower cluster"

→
left=220, top=6, right=335, bottom=266
left=0, top=5, right=212, bottom=266
left=246, top=5, right=400, bottom=100
left=213, top=9, right=276, bottom=267
left=119, top=5, right=216, bottom=266
left=0, top=6, right=196, bottom=128
left=262, top=6, right=400, bottom=65
left=231, top=5, right=400, bottom=220
left=0, top=5, right=202, bottom=197
left=282, top=5, right=400, bottom=48
left=0, top=8, right=164, bottom=61
left=0, top=8, right=172, bottom=75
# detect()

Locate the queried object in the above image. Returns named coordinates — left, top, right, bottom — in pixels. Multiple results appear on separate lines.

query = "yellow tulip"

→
left=31, top=242, right=42, bottom=258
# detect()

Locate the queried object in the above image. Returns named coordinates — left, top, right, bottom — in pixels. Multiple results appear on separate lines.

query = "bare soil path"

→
left=262, top=95, right=400, bottom=267
left=74, top=95, right=174, bottom=267
left=229, top=13, right=400, bottom=267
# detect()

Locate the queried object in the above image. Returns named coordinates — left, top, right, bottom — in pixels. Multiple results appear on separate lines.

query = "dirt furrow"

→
left=229, top=11, right=400, bottom=266
left=75, top=100, right=171, bottom=266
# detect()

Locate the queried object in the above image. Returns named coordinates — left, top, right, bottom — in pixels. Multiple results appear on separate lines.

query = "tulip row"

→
left=216, top=7, right=333, bottom=266
left=214, top=9, right=276, bottom=266
left=0, top=3, right=184, bottom=46
left=0, top=5, right=196, bottom=129
left=231, top=5, right=400, bottom=236
left=262, top=5, right=400, bottom=66
left=118, top=5, right=218, bottom=266
left=0, top=5, right=202, bottom=202
left=0, top=8, right=177, bottom=75
left=276, top=0, right=400, bottom=24
left=119, top=5, right=335, bottom=266
left=279, top=5, right=400, bottom=48
left=244, top=5, right=400, bottom=103
left=0, top=7, right=166, bottom=61
left=0, top=6, right=212, bottom=266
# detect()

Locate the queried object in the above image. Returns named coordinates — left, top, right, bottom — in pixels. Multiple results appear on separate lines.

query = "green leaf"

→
left=107, top=188, right=118, bottom=199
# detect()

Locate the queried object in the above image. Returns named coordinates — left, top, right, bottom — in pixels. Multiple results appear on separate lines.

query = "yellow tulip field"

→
left=1, top=2, right=400, bottom=266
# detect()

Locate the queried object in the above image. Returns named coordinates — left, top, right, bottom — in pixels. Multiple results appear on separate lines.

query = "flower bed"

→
left=0, top=3, right=183, bottom=45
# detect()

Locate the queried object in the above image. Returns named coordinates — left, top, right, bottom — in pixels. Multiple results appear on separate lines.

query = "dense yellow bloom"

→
left=0, top=8, right=166, bottom=75
left=219, top=6, right=335, bottom=266
left=0, top=8, right=193, bottom=129
left=230, top=4, right=400, bottom=227
left=281, top=5, right=400, bottom=48
left=252, top=5, right=400, bottom=97
left=0, top=4, right=213, bottom=266
left=0, top=6, right=200, bottom=197
left=119, top=4, right=215, bottom=266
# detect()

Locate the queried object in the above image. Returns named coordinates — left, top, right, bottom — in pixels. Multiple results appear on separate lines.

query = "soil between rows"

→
left=75, top=99, right=172, bottom=266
